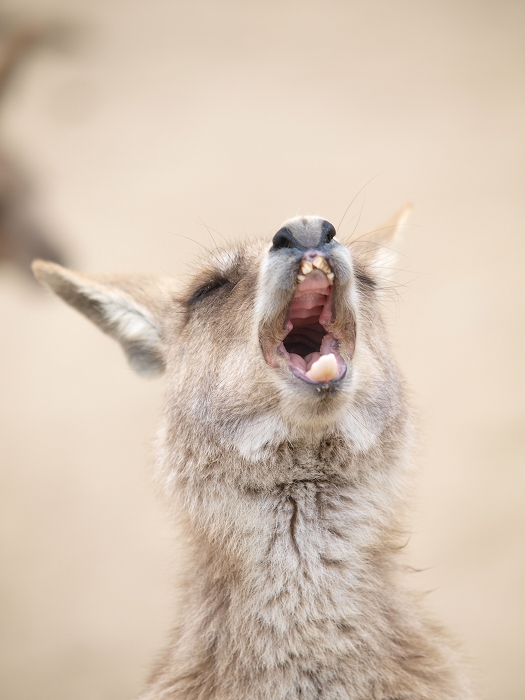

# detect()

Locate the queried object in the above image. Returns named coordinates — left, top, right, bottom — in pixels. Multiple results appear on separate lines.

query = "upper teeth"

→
left=312, top=256, right=331, bottom=274
left=298, top=256, right=334, bottom=284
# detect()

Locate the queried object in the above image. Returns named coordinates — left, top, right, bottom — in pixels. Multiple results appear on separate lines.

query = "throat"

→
left=257, top=481, right=360, bottom=583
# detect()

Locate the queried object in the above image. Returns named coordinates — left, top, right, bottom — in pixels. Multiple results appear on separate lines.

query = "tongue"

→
left=306, top=353, right=339, bottom=382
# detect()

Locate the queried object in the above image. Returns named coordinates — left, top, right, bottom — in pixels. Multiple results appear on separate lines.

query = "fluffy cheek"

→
left=168, top=317, right=261, bottom=406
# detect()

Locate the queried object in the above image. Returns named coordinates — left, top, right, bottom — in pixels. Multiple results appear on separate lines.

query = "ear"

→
left=32, top=260, right=177, bottom=378
left=350, top=203, right=412, bottom=271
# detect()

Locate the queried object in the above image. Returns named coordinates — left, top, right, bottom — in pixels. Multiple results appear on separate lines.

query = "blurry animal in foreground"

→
left=0, top=24, right=66, bottom=279
left=32, top=208, right=476, bottom=699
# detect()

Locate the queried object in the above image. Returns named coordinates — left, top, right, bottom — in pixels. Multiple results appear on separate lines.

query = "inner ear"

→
left=32, top=260, right=177, bottom=378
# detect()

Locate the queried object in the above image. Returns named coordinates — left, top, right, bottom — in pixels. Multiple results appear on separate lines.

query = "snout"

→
left=257, top=216, right=356, bottom=390
left=271, top=218, right=336, bottom=252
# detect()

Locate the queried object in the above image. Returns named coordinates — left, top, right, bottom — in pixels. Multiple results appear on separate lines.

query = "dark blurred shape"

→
left=0, top=23, right=68, bottom=280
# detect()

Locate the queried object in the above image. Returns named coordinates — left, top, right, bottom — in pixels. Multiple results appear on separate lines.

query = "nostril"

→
left=271, top=219, right=337, bottom=251
left=321, top=221, right=336, bottom=245
left=271, top=227, right=297, bottom=250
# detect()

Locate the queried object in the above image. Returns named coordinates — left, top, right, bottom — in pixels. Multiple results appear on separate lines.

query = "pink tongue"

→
left=289, top=353, right=306, bottom=372
left=305, top=352, right=321, bottom=370
left=288, top=334, right=339, bottom=375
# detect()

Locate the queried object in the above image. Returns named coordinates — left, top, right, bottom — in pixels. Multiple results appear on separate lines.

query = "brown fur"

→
left=32, top=207, right=476, bottom=699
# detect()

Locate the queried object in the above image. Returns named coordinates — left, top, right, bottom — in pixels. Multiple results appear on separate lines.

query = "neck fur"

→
left=143, top=420, right=435, bottom=700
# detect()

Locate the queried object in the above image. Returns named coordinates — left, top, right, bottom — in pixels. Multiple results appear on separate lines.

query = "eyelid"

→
left=189, top=277, right=230, bottom=304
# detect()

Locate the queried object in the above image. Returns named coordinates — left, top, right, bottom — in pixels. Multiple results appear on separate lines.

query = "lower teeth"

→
left=306, top=353, right=339, bottom=381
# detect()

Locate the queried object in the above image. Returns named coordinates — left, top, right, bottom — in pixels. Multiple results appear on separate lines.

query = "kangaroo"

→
left=32, top=208, right=476, bottom=700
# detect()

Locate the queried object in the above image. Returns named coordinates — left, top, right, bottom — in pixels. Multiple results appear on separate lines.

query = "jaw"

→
left=258, top=245, right=355, bottom=397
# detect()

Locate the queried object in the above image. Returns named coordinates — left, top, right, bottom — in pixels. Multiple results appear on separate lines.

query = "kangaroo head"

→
left=33, top=206, right=411, bottom=457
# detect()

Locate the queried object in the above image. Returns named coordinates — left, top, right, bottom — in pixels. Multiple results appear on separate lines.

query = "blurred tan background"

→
left=0, top=1, right=523, bottom=698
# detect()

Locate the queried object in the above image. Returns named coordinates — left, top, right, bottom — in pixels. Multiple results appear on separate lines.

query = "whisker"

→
left=158, top=267, right=186, bottom=283
left=196, top=219, right=236, bottom=267
left=197, top=218, right=231, bottom=247
left=337, top=171, right=388, bottom=232
left=350, top=195, right=366, bottom=238
left=169, top=232, right=225, bottom=266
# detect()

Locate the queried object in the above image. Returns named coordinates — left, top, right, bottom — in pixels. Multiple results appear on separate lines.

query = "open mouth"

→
left=276, top=255, right=347, bottom=385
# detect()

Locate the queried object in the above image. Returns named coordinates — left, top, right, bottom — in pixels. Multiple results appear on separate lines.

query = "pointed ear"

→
left=32, top=260, right=177, bottom=378
left=351, top=203, right=412, bottom=270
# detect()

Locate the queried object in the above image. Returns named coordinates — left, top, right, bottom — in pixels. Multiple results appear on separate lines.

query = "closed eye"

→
left=188, top=277, right=230, bottom=304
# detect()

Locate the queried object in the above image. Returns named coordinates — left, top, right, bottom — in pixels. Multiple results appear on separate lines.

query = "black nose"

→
left=271, top=218, right=336, bottom=251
